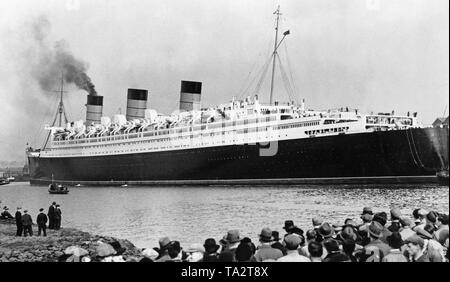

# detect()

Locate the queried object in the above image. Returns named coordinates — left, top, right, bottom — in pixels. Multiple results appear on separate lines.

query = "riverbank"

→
left=0, top=220, right=145, bottom=262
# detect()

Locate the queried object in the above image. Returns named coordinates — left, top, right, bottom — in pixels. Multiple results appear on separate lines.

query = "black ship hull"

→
left=28, top=127, right=449, bottom=185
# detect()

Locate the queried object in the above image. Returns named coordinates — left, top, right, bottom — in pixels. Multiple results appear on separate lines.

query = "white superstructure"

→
left=39, top=96, right=420, bottom=158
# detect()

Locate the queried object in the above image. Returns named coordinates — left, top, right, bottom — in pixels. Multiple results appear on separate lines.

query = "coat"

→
left=37, top=213, right=48, bottom=226
left=54, top=208, right=62, bottom=219
left=48, top=205, right=55, bottom=218
left=15, top=211, right=22, bottom=225
left=21, top=214, right=32, bottom=226
left=254, top=244, right=283, bottom=262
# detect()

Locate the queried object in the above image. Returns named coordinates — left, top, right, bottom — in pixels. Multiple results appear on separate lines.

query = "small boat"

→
left=0, top=178, right=10, bottom=186
left=75, top=183, right=82, bottom=187
left=121, top=184, right=128, bottom=188
left=48, top=183, right=69, bottom=194
left=437, top=169, right=449, bottom=186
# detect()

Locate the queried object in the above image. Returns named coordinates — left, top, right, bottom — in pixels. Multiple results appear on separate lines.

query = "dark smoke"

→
left=30, top=16, right=97, bottom=95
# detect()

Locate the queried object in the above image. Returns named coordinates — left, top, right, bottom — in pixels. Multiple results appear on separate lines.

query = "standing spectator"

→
left=419, top=226, right=445, bottom=262
left=36, top=208, right=48, bottom=236
left=406, top=235, right=430, bottom=262
left=362, top=221, right=391, bottom=262
left=202, top=238, right=220, bottom=262
left=317, top=222, right=334, bottom=242
left=388, top=208, right=402, bottom=232
left=342, top=239, right=358, bottom=262
left=425, top=211, right=439, bottom=232
left=299, top=229, right=317, bottom=257
left=167, top=241, right=186, bottom=262
left=271, top=231, right=287, bottom=255
left=220, top=230, right=241, bottom=260
left=435, top=214, right=449, bottom=243
left=154, top=237, right=172, bottom=262
left=21, top=210, right=33, bottom=237
left=47, top=202, right=56, bottom=229
left=399, top=217, right=415, bottom=241
left=254, top=227, right=283, bottom=262
left=372, top=212, right=392, bottom=243
left=308, top=241, right=323, bottom=262
left=282, top=220, right=297, bottom=236
left=311, top=217, right=323, bottom=232
left=277, top=234, right=310, bottom=262
left=185, top=243, right=204, bottom=262
left=235, top=242, right=255, bottom=262
left=382, top=232, right=408, bottom=262
left=15, top=207, right=23, bottom=236
left=323, top=239, right=350, bottom=262
left=413, top=209, right=428, bottom=231
left=54, top=204, right=62, bottom=230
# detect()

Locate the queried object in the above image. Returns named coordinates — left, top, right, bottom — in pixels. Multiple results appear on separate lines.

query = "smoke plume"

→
left=30, top=16, right=97, bottom=95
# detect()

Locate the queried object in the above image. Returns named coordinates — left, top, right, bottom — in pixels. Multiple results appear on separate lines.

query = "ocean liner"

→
left=27, top=7, right=449, bottom=186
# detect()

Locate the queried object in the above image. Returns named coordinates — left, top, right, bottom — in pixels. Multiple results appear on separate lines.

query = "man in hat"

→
left=308, top=241, right=323, bottom=262
left=36, top=208, right=48, bottom=236
left=254, top=227, right=283, bottom=262
left=167, top=241, right=187, bottom=262
left=185, top=243, right=204, bottom=262
left=282, top=220, right=296, bottom=235
left=312, top=217, right=323, bottom=231
left=21, top=210, right=33, bottom=237
left=299, top=229, right=317, bottom=257
left=1, top=206, right=14, bottom=219
left=388, top=208, right=402, bottom=232
left=47, top=202, right=56, bottom=229
left=372, top=212, right=392, bottom=243
left=399, top=217, right=415, bottom=241
left=435, top=214, right=449, bottom=245
left=54, top=204, right=62, bottom=230
left=202, top=238, right=220, bottom=262
left=412, top=208, right=428, bottom=231
left=359, top=213, right=372, bottom=231
left=382, top=232, right=408, bottom=262
left=270, top=231, right=287, bottom=255
left=154, top=237, right=172, bottom=262
left=15, top=207, right=23, bottom=236
left=418, top=225, right=446, bottom=262
left=235, top=242, right=255, bottom=262
left=362, top=221, right=391, bottom=262
left=361, top=207, right=374, bottom=216
left=322, top=239, right=350, bottom=262
left=277, top=234, right=310, bottom=262
left=405, top=235, right=429, bottom=262
left=220, top=230, right=241, bottom=261
left=317, top=222, right=334, bottom=242
left=342, top=239, right=357, bottom=262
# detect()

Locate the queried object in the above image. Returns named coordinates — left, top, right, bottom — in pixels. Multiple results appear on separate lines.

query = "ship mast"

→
left=43, top=73, right=69, bottom=149
left=57, top=74, right=67, bottom=127
left=269, top=5, right=281, bottom=105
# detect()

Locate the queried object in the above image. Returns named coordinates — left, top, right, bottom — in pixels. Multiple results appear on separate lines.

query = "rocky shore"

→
left=0, top=220, right=145, bottom=262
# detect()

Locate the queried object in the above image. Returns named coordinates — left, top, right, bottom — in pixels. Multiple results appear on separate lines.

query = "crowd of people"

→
left=0, top=200, right=62, bottom=237
left=141, top=207, right=449, bottom=262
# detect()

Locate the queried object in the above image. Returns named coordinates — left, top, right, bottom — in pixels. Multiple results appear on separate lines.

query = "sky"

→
left=0, top=0, right=448, bottom=163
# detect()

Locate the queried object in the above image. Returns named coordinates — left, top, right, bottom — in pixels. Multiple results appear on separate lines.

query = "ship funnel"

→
left=86, top=95, right=103, bottom=125
left=179, top=81, right=202, bottom=112
left=126, top=88, right=148, bottom=120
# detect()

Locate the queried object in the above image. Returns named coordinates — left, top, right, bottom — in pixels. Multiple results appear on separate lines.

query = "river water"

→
left=0, top=182, right=448, bottom=249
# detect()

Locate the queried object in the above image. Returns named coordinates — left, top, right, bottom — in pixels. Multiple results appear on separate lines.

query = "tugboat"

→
left=48, top=183, right=69, bottom=194
left=48, top=174, right=69, bottom=194
left=437, top=169, right=449, bottom=186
